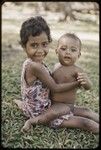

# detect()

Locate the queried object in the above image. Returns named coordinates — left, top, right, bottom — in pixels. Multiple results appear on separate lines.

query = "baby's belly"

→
left=51, top=91, right=76, bottom=104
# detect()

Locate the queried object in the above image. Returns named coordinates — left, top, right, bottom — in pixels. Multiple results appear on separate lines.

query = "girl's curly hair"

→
left=20, top=16, right=52, bottom=47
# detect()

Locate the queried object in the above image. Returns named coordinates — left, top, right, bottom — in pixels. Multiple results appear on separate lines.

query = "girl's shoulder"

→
left=22, top=59, right=38, bottom=86
left=22, top=59, right=50, bottom=86
left=22, top=58, right=33, bottom=69
left=23, top=58, right=42, bottom=70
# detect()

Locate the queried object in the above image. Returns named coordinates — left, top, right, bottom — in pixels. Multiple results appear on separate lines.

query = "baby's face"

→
left=56, top=36, right=81, bottom=66
left=24, top=32, right=49, bottom=63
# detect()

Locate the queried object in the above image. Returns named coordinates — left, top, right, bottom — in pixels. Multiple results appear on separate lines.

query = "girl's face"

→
left=24, top=32, right=49, bottom=63
left=56, top=36, right=81, bottom=66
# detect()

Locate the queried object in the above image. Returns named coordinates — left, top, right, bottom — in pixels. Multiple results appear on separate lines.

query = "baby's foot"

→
left=21, top=120, right=32, bottom=133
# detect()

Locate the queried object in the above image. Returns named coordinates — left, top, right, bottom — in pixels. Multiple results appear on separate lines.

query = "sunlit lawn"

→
left=2, top=16, right=99, bottom=148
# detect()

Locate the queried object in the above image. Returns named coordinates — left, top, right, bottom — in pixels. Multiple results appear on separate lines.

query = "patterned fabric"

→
left=20, top=58, right=51, bottom=118
left=50, top=111, right=74, bottom=128
left=20, top=58, right=73, bottom=128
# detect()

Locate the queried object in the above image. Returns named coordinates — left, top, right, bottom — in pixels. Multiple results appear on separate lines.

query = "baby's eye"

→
left=71, top=48, right=77, bottom=52
left=60, top=47, right=66, bottom=51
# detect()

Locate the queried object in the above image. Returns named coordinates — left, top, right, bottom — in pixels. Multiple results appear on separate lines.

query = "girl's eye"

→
left=42, top=42, right=48, bottom=47
left=31, top=43, right=38, bottom=48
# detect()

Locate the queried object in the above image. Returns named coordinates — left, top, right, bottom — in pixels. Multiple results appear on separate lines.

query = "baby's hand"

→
left=76, top=72, right=92, bottom=90
left=77, top=72, right=88, bottom=85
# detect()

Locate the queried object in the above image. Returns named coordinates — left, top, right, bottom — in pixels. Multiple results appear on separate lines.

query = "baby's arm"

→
left=77, top=71, right=92, bottom=90
left=31, top=62, right=79, bottom=92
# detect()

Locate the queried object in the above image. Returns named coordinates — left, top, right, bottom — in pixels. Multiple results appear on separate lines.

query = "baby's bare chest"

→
left=53, top=66, right=77, bottom=83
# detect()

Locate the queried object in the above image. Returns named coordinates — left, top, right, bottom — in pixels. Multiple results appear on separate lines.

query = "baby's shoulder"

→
left=53, top=63, right=61, bottom=72
left=74, top=64, right=84, bottom=73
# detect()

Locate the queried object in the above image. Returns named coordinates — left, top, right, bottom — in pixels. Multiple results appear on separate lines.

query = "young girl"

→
left=14, top=16, right=79, bottom=131
left=20, top=33, right=99, bottom=134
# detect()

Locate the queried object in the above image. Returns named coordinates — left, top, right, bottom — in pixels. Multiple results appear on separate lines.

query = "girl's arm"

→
left=31, top=62, right=79, bottom=92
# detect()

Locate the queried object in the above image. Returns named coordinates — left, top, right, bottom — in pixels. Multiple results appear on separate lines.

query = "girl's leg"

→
left=21, top=117, right=35, bottom=133
left=59, top=115, right=99, bottom=134
left=21, top=103, right=70, bottom=132
left=13, top=99, right=24, bottom=110
left=73, top=106, right=99, bottom=123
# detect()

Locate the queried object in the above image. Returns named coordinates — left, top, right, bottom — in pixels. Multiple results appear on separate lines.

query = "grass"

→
left=2, top=10, right=99, bottom=148
left=2, top=38, right=99, bottom=149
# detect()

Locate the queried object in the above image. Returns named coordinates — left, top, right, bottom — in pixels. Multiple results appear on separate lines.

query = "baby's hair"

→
left=20, top=16, right=52, bottom=47
left=59, top=33, right=82, bottom=51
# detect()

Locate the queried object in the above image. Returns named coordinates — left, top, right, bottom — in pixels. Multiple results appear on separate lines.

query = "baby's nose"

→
left=66, top=49, right=70, bottom=53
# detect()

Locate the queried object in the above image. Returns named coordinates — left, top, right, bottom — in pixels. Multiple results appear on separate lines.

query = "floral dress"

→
left=21, top=58, right=51, bottom=118
left=20, top=58, right=73, bottom=128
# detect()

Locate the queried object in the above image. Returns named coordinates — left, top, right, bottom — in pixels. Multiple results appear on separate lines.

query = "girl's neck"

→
left=27, top=57, right=44, bottom=64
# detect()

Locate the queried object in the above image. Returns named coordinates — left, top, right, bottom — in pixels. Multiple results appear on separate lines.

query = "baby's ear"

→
left=78, top=52, right=81, bottom=58
left=55, top=49, right=58, bottom=54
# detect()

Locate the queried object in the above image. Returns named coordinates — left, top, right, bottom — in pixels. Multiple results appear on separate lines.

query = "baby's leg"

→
left=73, top=106, right=99, bottom=123
left=21, top=103, right=70, bottom=132
left=59, top=115, right=99, bottom=134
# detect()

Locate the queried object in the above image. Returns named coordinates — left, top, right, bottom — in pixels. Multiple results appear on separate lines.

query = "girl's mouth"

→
left=35, top=54, right=44, bottom=58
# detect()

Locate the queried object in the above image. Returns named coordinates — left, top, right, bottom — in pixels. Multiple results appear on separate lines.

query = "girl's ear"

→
left=23, top=46, right=26, bottom=51
left=23, top=44, right=27, bottom=51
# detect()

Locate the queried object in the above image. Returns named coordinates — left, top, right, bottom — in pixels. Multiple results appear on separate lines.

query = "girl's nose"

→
left=37, top=47, right=43, bottom=53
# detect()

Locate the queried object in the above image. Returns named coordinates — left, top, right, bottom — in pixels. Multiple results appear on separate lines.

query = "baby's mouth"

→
left=64, top=56, right=71, bottom=60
